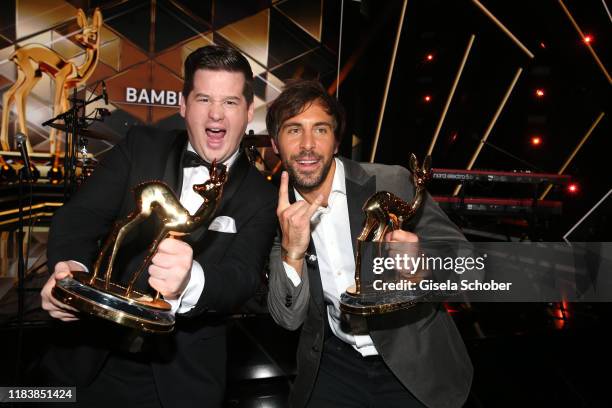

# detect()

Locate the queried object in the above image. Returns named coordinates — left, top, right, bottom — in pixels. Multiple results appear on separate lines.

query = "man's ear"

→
left=180, top=94, right=187, bottom=118
left=271, top=137, right=280, bottom=155
left=247, top=101, right=254, bottom=123
left=334, top=140, right=339, bottom=155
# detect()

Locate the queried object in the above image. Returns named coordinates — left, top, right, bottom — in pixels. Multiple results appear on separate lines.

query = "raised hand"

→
left=276, top=171, right=322, bottom=271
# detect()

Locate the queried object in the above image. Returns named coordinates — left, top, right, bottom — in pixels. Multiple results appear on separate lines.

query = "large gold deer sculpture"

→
left=352, top=154, right=432, bottom=294
left=1, top=8, right=102, bottom=154
left=89, top=161, right=227, bottom=308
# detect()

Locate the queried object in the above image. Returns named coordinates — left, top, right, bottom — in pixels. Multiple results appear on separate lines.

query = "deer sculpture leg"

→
left=1, top=62, right=32, bottom=151
left=12, top=55, right=41, bottom=153
left=1, top=72, right=24, bottom=150
left=353, top=213, right=384, bottom=294
left=90, top=211, right=146, bottom=284
left=50, top=69, right=71, bottom=156
left=91, top=222, right=123, bottom=283
left=99, top=211, right=149, bottom=289
left=58, top=90, right=70, bottom=158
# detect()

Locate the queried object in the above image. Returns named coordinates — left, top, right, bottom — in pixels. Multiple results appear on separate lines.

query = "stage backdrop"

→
left=0, top=0, right=341, bottom=157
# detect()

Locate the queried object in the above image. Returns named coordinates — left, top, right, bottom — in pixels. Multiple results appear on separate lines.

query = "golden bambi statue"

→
left=52, top=162, right=227, bottom=333
left=1, top=8, right=102, bottom=154
left=340, top=154, right=432, bottom=315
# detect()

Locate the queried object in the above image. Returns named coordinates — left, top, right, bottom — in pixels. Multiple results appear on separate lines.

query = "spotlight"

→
left=18, top=164, right=40, bottom=182
left=535, top=89, right=545, bottom=98
left=530, top=136, right=542, bottom=146
left=567, top=183, right=579, bottom=194
left=425, top=53, right=434, bottom=62
left=0, top=163, right=18, bottom=182
left=424, top=95, right=432, bottom=103
left=583, top=34, right=593, bottom=44
left=48, top=165, right=63, bottom=184
left=539, top=42, right=546, bottom=49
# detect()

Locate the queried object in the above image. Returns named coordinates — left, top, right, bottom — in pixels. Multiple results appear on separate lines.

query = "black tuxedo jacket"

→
left=267, top=157, right=473, bottom=408
left=42, top=126, right=277, bottom=408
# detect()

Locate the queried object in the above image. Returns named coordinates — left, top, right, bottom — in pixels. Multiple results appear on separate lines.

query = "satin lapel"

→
left=215, top=151, right=250, bottom=216
left=186, top=151, right=250, bottom=246
left=344, top=162, right=376, bottom=259
left=162, top=131, right=188, bottom=194
left=306, top=239, right=324, bottom=313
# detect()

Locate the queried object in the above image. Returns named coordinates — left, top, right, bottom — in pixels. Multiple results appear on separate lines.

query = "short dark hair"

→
left=266, top=80, right=345, bottom=143
left=182, top=45, right=254, bottom=105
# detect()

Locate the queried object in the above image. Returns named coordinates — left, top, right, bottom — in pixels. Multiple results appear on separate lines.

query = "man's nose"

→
left=299, top=129, right=315, bottom=150
left=209, top=102, right=224, bottom=120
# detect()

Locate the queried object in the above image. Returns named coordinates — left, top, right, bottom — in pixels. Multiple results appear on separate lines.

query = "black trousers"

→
left=40, top=351, right=162, bottom=408
left=306, top=335, right=426, bottom=408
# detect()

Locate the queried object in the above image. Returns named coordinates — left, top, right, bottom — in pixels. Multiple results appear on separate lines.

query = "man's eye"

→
left=197, top=97, right=209, bottom=103
left=288, top=128, right=301, bottom=134
left=224, top=100, right=238, bottom=106
left=315, top=127, right=329, bottom=134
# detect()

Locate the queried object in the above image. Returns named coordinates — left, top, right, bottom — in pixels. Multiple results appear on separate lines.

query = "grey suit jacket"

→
left=267, top=157, right=473, bottom=408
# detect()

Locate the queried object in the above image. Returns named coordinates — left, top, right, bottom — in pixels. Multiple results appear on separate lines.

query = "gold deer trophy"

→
left=1, top=8, right=102, bottom=155
left=52, top=162, right=227, bottom=333
left=340, top=154, right=432, bottom=315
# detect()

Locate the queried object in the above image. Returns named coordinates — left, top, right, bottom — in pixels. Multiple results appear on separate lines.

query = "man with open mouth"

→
left=39, top=45, right=277, bottom=408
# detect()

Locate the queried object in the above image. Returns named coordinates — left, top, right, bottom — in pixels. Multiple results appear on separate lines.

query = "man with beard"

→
left=266, top=80, right=473, bottom=408
left=38, top=45, right=277, bottom=408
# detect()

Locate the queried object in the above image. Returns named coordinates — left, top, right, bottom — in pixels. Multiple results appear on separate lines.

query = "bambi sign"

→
left=124, top=87, right=183, bottom=107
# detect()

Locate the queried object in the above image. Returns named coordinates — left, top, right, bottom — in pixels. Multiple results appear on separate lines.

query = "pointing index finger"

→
left=278, top=171, right=290, bottom=212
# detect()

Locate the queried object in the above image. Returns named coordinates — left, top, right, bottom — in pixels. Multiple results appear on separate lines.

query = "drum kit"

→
left=0, top=83, right=111, bottom=188
left=0, top=88, right=115, bottom=199
left=44, top=122, right=108, bottom=185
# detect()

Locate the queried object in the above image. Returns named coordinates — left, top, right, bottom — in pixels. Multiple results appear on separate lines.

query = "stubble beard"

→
left=285, top=152, right=334, bottom=193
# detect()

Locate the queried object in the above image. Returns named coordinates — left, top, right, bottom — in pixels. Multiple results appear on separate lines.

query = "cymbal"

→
left=45, top=123, right=115, bottom=142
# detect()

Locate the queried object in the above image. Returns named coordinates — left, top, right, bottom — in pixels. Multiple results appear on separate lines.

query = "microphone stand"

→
left=42, top=86, right=107, bottom=200
left=14, top=135, right=31, bottom=384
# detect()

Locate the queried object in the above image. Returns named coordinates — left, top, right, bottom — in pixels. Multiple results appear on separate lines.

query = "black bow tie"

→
left=182, top=151, right=225, bottom=171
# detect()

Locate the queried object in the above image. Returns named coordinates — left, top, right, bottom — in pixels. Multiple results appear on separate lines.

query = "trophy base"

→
left=73, top=272, right=171, bottom=310
left=52, top=272, right=175, bottom=333
left=340, top=284, right=430, bottom=316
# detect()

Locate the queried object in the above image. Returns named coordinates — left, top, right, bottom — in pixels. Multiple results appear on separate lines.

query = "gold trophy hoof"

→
left=73, top=272, right=171, bottom=311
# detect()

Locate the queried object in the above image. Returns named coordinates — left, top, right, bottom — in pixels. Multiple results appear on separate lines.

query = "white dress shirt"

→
left=73, top=143, right=240, bottom=315
left=284, top=159, right=378, bottom=356
left=168, top=143, right=240, bottom=314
